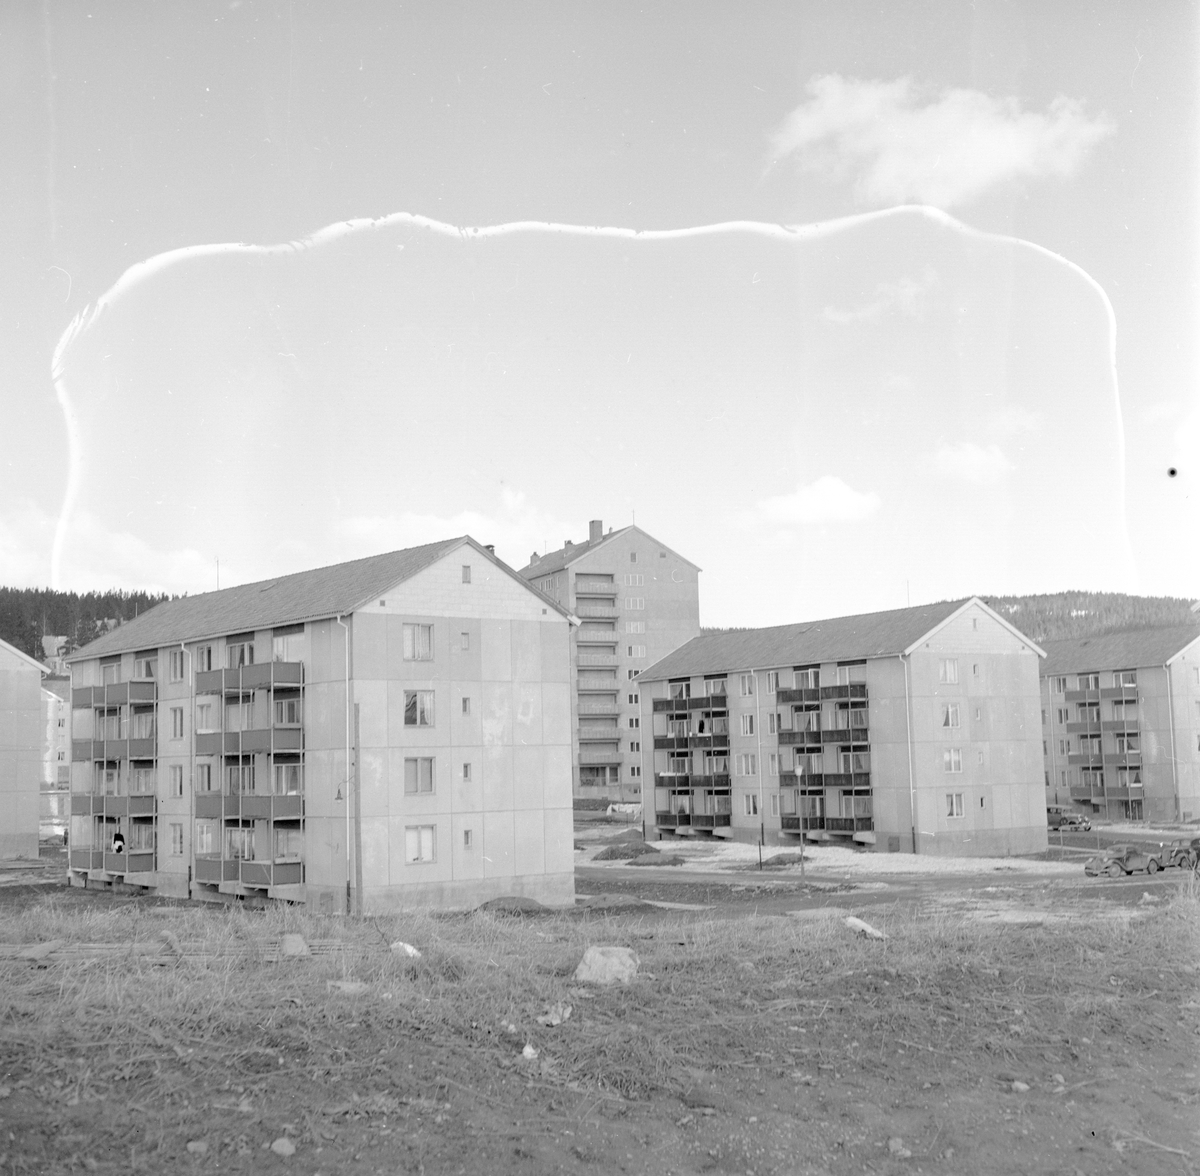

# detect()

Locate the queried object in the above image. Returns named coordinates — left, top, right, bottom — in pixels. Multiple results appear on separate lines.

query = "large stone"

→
left=573, top=945, right=639, bottom=985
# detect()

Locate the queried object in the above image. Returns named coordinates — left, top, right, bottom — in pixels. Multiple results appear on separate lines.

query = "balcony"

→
left=1065, top=720, right=1102, bottom=734
left=777, top=687, right=821, bottom=705
left=576, top=629, right=618, bottom=645
left=1103, top=752, right=1141, bottom=766
left=576, top=604, right=618, bottom=619
left=579, top=702, right=619, bottom=716
left=691, top=813, right=732, bottom=828
left=1064, top=689, right=1101, bottom=703
left=656, top=811, right=692, bottom=828
left=574, top=579, right=618, bottom=597
left=1101, top=719, right=1139, bottom=732
left=821, top=773, right=871, bottom=789
left=778, top=771, right=825, bottom=788
left=74, top=738, right=128, bottom=761
left=821, top=727, right=868, bottom=743
left=105, top=850, right=154, bottom=875
left=825, top=816, right=874, bottom=833
left=194, top=857, right=223, bottom=884
left=781, top=816, right=825, bottom=832
left=577, top=677, right=619, bottom=693
left=577, top=654, right=618, bottom=669
left=195, top=661, right=305, bottom=694
left=690, top=773, right=731, bottom=788
left=578, top=726, right=621, bottom=742
left=578, top=749, right=622, bottom=764
left=778, top=730, right=822, bottom=746
left=222, top=794, right=305, bottom=821
left=1069, top=785, right=1102, bottom=800
left=688, top=734, right=729, bottom=749
left=69, top=849, right=104, bottom=870
left=1067, top=752, right=1103, bottom=766
left=72, top=681, right=158, bottom=708
left=239, top=860, right=304, bottom=889
left=1100, top=686, right=1138, bottom=700
left=820, top=684, right=868, bottom=700
left=195, top=727, right=305, bottom=756
left=654, top=736, right=691, bottom=751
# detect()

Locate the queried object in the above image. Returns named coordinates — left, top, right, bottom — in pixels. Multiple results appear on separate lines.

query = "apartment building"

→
left=41, top=675, right=71, bottom=838
left=638, top=598, right=1048, bottom=856
left=65, top=538, right=575, bottom=911
left=519, top=520, right=700, bottom=802
left=0, top=637, right=48, bottom=858
left=1040, top=625, right=1200, bottom=824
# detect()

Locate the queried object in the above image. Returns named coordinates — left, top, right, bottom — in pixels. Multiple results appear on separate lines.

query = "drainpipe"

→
left=1164, top=662, right=1179, bottom=820
left=335, top=616, right=352, bottom=915
left=181, top=643, right=192, bottom=891
left=900, top=653, right=917, bottom=854
left=753, top=670, right=765, bottom=857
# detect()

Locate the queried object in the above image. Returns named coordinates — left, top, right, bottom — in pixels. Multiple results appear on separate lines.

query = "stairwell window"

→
left=404, top=691, right=434, bottom=727
left=170, top=707, right=184, bottom=740
left=403, top=624, right=434, bottom=661
left=170, top=824, right=184, bottom=855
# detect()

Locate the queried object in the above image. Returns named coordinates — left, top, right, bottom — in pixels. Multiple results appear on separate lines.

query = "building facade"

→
left=65, top=538, right=576, bottom=911
left=638, top=598, right=1048, bottom=857
left=0, top=637, right=48, bottom=859
left=41, top=675, right=71, bottom=839
left=519, top=521, right=700, bottom=802
left=1040, top=626, right=1200, bottom=824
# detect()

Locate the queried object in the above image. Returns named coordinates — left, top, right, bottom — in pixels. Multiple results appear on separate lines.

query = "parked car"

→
left=1083, top=843, right=1164, bottom=878
left=1052, top=813, right=1092, bottom=832
left=1164, top=837, right=1200, bottom=870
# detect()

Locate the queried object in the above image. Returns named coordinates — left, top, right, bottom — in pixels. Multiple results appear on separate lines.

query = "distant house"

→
left=519, top=520, right=700, bottom=803
left=1040, top=625, right=1200, bottom=823
left=65, top=538, right=576, bottom=911
left=637, top=598, right=1048, bottom=857
left=0, top=637, right=50, bottom=858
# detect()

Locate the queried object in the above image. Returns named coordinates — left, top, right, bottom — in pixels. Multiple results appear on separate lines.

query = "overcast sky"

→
left=3, top=1, right=1196, bottom=626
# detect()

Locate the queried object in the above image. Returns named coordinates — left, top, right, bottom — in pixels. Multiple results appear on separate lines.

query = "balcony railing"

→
left=1099, top=686, right=1138, bottom=699
left=1064, top=720, right=1102, bottom=734
left=72, top=681, right=157, bottom=708
left=577, top=677, right=620, bottom=693
left=576, top=604, right=618, bottom=619
left=825, top=816, right=873, bottom=833
left=577, top=654, right=618, bottom=668
left=1063, top=689, right=1101, bottom=703
left=578, top=749, right=623, bottom=764
left=821, top=772, right=871, bottom=789
left=578, top=726, right=621, bottom=742
left=781, top=815, right=825, bottom=832
left=69, top=794, right=157, bottom=818
left=579, top=702, right=619, bottom=715
left=821, top=684, right=868, bottom=700
left=195, top=661, right=304, bottom=694
left=777, top=730, right=822, bottom=746
left=574, top=580, right=618, bottom=596
left=1101, top=719, right=1139, bottom=732
left=776, top=687, right=821, bottom=705
left=1067, top=752, right=1103, bottom=766
left=576, top=629, right=618, bottom=645
left=691, top=813, right=732, bottom=828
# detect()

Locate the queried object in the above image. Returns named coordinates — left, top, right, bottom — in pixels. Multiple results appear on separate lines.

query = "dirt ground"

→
left=0, top=854, right=1197, bottom=1176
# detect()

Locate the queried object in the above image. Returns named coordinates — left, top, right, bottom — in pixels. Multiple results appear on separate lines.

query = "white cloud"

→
left=756, top=476, right=881, bottom=524
left=935, top=441, right=1015, bottom=484
left=822, top=265, right=938, bottom=325
left=770, top=75, right=1113, bottom=209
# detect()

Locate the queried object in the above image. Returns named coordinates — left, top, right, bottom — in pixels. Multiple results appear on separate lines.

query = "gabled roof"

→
left=518, top=524, right=701, bottom=579
left=639, top=597, right=1039, bottom=681
left=1040, top=625, right=1200, bottom=677
left=0, top=637, right=51, bottom=676
left=67, top=537, right=570, bottom=662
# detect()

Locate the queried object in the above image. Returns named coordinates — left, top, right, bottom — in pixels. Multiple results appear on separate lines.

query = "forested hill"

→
left=701, top=592, right=1198, bottom=643
left=0, top=588, right=171, bottom=661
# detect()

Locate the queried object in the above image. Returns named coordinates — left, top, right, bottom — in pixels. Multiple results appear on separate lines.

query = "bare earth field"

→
left=0, top=853, right=1197, bottom=1176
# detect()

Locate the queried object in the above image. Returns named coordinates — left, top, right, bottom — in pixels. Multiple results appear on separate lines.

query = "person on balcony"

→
left=111, top=830, right=125, bottom=854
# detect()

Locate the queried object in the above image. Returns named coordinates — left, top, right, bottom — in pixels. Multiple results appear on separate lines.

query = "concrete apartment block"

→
left=65, top=538, right=574, bottom=911
left=1040, top=626, right=1200, bottom=824
left=638, top=598, right=1048, bottom=857
left=519, top=520, right=700, bottom=802
left=0, top=638, right=48, bottom=859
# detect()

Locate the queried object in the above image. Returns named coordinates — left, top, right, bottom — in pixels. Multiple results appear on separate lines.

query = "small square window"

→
left=462, top=696, right=471, bottom=715
left=405, top=825, right=436, bottom=863
left=460, top=632, right=470, bottom=650
left=404, top=757, right=435, bottom=794
left=462, top=763, right=472, bottom=781
left=462, top=565, right=472, bottom=584
left=463, top=829, right=473, bottom=849
left=630, top=552, right=637, bottom=563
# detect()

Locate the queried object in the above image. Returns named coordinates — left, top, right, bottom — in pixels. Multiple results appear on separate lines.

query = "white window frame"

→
left=942, top=703, right=960, bottom=729
left=741, top=714, right=755, bottom=736
left=405, top=825, right=436, bottom=863
left=404, top=757, right=435, bottom=794
left=170, top=707, right=184, bottom=740
left=168, top=650, right=185, bottom=683
left=404, top=690, right=435, bottom=727
left=946, top=792, right=964, bottom=818
left=939, top=659, right=959, bottom=684
left=170, top=823, right=184, bottom=856
left=943, top=748, right=962, bottom=773
left=740, top=674, right=755, bottom=697
left=624, top=597, right=645, bottom=610
left=744, top=792, right=759, bottom=816
left=402, top=623, right=434, bottom=661
left=169, top=764, right=183, bottom=797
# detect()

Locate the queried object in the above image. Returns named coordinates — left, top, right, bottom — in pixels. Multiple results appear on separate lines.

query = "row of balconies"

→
left=1063, top=718, right=1140, bottom=734
left=578, top=725, right=621, bottom=742
left=69, top=848, right=155, bottom=875
left=71, top=794, right=157, bottom=817
left=1066, top=752, right=1142, bottom=767
left=577, top=677, right=620, bottom=693
left=654, top=734, right=731, bottom=751
left=195, top=793, right=304, bottom=821
left=578, top=749, right=623, bottom=764
left=780, top=815, right=874, bottom=833
left=193, top=857, right=304, bottom=888
left=72, top=681, right=158, bottom=708
left=195, top=662, right=304, bottom=694
left=653, top=695, right=730, bottom=713
left=778, top=771, right=871, bottom=789
left=574, top=579, right=618, bottom=597
left=1063, top=685, right=1138, bottom=704
left=777, top=728, right=869, bottom=746
left=654, top=773, right=732, bottom=788
left=777, top=684, right=868, bottom=704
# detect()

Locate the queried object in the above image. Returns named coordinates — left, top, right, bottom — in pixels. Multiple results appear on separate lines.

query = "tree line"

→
left=0, top=588, right=172, bottom=662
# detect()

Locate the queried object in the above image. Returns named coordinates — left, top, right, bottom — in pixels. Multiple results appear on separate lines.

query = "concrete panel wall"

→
left=0, top=645, right=43, bottom=858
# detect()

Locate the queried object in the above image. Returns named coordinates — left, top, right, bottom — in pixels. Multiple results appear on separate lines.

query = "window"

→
left=740, top=674, right=755, bottom=696
left=274, top=696, right=302, bottom=725
left=1053, top=676, right=1066, bottom=694
left=943, top=748, right=962, bottom=773
left=629, top=741, right=640, bottom=752
left=195, top=645, right=213, bottom=673
left=405, top=825, right=436, bottom=863
left=131, top=709, right=156, bottom=739
left=462, top=763, right=472, bottom=782
left=768, top=753, right=779, bottom=777
left=404, top=690, right=434, bottom=727
left=629, top=764, right=641, bottom=778
left=766, top=671, right=779, bottom=693
left=101, top=659, right=121, bottom=685
left=628, top=670, right=640, bottom=680
left=705, top=678, right=727, bottom=697
left=195, top=702, right=218, bottom=733
left=939, top=659, right=959, bottom=684
left=628, top=693, right=639, bottom=705
left=463, top=829, right=473, bottom=849
left=841, top=750, right=871, bottom=773
left=627, top=645, right=646, bottom=658
left=741, top=714, right=755, bottom=736
left=196, top=763, right=213, bottom=792
left=130, top=767, right=154, bottom=794
left=1115, top=734, right=1139, bottom=754
left=669, top=680, right=691, bottom=700
left=403, top=624, right=434, bottom=661
left=1058, top=739, right=1068, bottom=755
left=273, top=762, right=303, bottom=794
left=227, top=759, right=255, bottom=793
left=767, top=712, right=779, bottom=735
left=224, top=697, right=252, bottom=732
left=272, top=625, right=305, bottom=662
left=794, top=667, right=819, bottom=689
left=274, top=827, right=303, bottom=860
left=836, top=662, right=866, bottom=685
left=461, top=697, right=471, bottom=715
left=628, top=717, right=640, bottom=729
left=460, top=631, right=470, bottom=651
left=226, top=639, right=254, bottom=669
left=170, top=707, right=184, bottom=740
left=744, top=793, right=759, bottom=816
left=404, top=757, right=435, bottom=794
left=461, top=565, right=471, bottom=583
left=226, top=827, right=252, bottom=860
left=942, top=704, right=960, bottom=728
left=170, top=765, right=183, bottom=797
left=630, top=551, right=637, bottom=563
left=1057, top=708, right=1068, bottom=724
left=974, top=707, right=981, bottom=721
left=168, top=650, right=185, bottom=682
left=624, top=597, right=645, bottom=610
left=946, top=793, right=964, bottom=818
left=170, top=823, right=184, bottom=856
left=194, top=821, right=217, bottom=856
left=624, top=573, right=644, bottom=586
left=1115, top=669, right=1137, bottom=688
left=736, top=753, right=757, bottom=776
left=770, top=793, right=780, bottom=816
left=625, top=621, right=645, bottom=634
left=133, top=652, right=157, bottom=679
left=1078, top=673, right=1099, bottom=690
left=973, top=664, right=979, bottom=677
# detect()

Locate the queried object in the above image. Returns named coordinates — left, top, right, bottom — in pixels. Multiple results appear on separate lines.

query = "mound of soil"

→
left=629, top=854, right=685, bottom=867
left=760, top=852, right=808, bottom=868
left=594, top=842, right=660, bottom=862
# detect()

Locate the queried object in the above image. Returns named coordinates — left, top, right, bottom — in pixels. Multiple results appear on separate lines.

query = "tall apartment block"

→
left=0, top=636, right=48, bottom=859
left=637, top=598, right=1048, bottom=856
left=519, top=521, right=700, bottom=802
left=64, top=538, right=576, bottom=911
left=1040, top=626, right=1200, bottom=824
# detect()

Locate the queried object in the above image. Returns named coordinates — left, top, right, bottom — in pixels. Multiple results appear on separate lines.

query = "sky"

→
left=2, top=0, right=1197, bottom=627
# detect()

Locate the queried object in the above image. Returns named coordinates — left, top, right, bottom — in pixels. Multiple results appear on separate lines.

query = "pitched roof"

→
left=638, top=598, right=1036, bottom=681
left=0, top=636, right=51, bottom=676
left=1040, top=625, right=1200, bottom=676
left=67, top=538, right=569, bottom=662
left=517, top=525, right=701, bottom=578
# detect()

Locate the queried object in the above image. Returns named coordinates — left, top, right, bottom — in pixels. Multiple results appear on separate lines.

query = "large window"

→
left=274, top=696, right=302, bottom=725
left=404, top=757, right=435, bottom=794
left=226, top=758, right=255, bottom=794
left=943, top=748, right=962, bottom=773
left=273, top=762, right=303, bottom=794
left=740, top=714, right=755, bottom=736
left=941, top=704, right=960, bottom=728
left=195, top=701, right=218, bottom=733
left=403, top=623, right=434, bottom=661
left=938, top=659, right=959, bottom=684
left=794, top=667, right=819, bottom=689
left=226, top=638, right=254, bottom=669
left=1114, top=669, right=1137, bottom=688
left=224, top=698, right=252, bottom=733
left=405, top=825, right=436, bottom=863
left=736, top=753, right=757, bottom=776
left=624, top=597, right=645, bottom=610
left=946, top=792, right=964, bottom=818
left=195, top=821, right=217, bottom=856
left=134, top=652, right=157, bottom=680
left=132, top=710, right=157, bottom=739
left=404, top=691, right=434, bottom=727
left=274, top=827, right=304, bottom=860
left=101, top=659, right=121, bottom=685
left=272, top=625, right=305, bottom=662
left=226, top=827, right=253, bottom=860
left=130, top=767, right=155, bottom=794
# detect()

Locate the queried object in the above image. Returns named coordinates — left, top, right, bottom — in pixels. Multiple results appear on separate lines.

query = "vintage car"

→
left=1083, top=843, right=1164, bottom=878
left=1164, top=837, right=1200, bottom=870
left=1057, top=813, right=1092, bottom=832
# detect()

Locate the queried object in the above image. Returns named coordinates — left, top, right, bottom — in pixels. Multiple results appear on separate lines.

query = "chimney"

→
left=589, top=519, right=603, bottom=544
left=529, top=551, right=540, bottom=565
left=484, top=544, right=495, bottom=554
left=564, top=540, right=573, bottom=550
